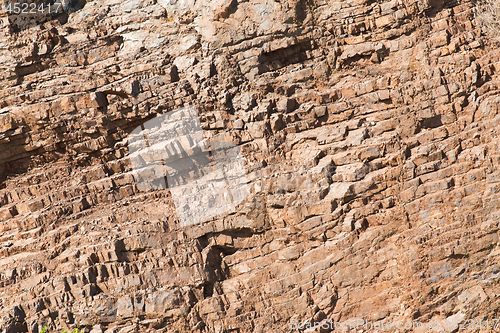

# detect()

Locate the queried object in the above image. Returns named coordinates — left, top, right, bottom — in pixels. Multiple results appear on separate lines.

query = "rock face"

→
left=1, top=0, right=500, bottom=332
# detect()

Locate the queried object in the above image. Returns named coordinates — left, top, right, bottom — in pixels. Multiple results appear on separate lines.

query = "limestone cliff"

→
left=1, top=0, right=500, bottom=332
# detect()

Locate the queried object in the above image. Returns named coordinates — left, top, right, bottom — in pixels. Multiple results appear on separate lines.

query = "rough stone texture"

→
left=1, top=0, right=500, bottom=332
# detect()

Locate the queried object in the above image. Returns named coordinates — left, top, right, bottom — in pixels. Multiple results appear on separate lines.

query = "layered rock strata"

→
left=1, top=0, right=500, bottom=332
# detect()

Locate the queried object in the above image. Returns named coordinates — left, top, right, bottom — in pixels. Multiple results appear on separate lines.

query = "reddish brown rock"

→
left=1, top=0, right=500, bottom=332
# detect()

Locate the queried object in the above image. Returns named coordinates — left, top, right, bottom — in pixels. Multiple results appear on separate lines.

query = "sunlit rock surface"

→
left=1, top=0, right=500, bottom=332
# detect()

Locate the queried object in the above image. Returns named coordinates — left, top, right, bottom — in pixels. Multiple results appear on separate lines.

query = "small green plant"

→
left=39, top=326, right=81, bottom=333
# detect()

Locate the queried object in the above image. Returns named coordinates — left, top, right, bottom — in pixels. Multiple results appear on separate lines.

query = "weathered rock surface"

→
left=1, top=0, right=500, bottom=332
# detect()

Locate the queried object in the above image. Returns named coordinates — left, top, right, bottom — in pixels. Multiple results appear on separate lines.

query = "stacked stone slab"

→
left=1, top=0, right=500, bottom=332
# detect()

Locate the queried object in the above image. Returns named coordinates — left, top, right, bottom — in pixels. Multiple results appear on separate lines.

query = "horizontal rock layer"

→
left=1, top=0, right=500, bottom=332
